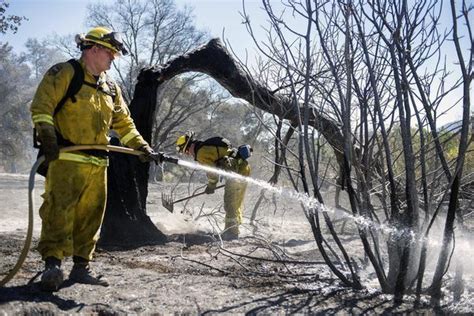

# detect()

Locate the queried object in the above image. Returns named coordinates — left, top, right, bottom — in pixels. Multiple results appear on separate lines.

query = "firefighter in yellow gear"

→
left=176, top=132, right=251, bottom=240
left=31, top=26, right=158, bottom=292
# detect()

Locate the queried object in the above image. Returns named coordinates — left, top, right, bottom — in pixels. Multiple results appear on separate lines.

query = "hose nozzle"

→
left=152, top=152, right=179, bottom=164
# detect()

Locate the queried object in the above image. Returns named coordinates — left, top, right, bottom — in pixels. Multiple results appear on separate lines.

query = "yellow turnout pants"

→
left=223, top=158, right=251, bottom=234
left=37, top=158, right=107, bottom=261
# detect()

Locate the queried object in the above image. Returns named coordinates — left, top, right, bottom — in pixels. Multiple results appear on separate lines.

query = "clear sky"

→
left=1, top=0, right=265, bottom=59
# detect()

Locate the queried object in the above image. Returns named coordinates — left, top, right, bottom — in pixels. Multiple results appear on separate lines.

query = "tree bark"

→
left=98, top=72, right=166, bottom=249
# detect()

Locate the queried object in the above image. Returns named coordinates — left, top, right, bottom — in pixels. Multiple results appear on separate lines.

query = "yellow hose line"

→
left=0, top=145, right=143, bottom=287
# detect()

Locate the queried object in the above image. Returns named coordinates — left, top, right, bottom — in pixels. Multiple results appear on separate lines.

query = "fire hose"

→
left=0, top=144, right=178, bottom=287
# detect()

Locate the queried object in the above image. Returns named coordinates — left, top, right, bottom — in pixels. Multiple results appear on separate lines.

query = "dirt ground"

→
left=0, top=173, right=472, bottom=314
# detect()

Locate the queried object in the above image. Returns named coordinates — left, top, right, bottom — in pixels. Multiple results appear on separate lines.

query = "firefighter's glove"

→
left=37, top=123, right=59, bottom=163
left=216, top=156, right=233, bottom=169
left=138, top=144, right=159, bottom=164
left=204, top=183, right=217, bottom=194
left=154, top=152, right=165, bottom=163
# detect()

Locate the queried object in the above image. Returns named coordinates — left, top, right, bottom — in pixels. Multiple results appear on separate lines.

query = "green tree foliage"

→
left=387, top=125, right=473, bottom=181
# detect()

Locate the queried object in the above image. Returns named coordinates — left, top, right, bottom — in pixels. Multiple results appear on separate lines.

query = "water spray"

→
left=178, top=158, right=474, bottom=275
left=174, top=158, right=458, bottom=251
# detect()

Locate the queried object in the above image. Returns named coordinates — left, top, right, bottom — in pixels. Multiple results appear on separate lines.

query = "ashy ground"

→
left=0, top=173, right=472, bottom=314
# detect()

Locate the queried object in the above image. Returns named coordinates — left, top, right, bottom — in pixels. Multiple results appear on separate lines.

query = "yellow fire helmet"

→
left=176, top=131, right=194, bottom=153
left=75, top=26, right=128, bottom=56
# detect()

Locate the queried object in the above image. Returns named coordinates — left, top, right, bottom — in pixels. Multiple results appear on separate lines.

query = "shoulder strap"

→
left=53, top=59, right=84, bottom=116
left=86, top=76, right=117, bottom=102
left=33, top=59, right=83, bottom=149
left=104, top=78, right=117, bottom=102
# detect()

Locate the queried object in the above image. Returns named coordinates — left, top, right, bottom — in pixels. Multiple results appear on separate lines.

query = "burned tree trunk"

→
left=100, top=38, right=344, bottom=247
left=98, top=72, right=166, bottom=249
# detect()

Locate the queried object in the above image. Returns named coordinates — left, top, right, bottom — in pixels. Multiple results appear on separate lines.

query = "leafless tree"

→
left=429, top=0, right=473, bottom=303
left=85, top=0, right=207, bottom=101
left=80, top=0, right=471, bottom=303
left=226, top=0, right=472, bottom=302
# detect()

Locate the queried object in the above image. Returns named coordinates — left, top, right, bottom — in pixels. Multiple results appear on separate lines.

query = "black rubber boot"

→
left=69, top=256, right=109, bottom=287
left=221, top=227, right=239, bottom=241
left=40, top=257, right=63, bottom=292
